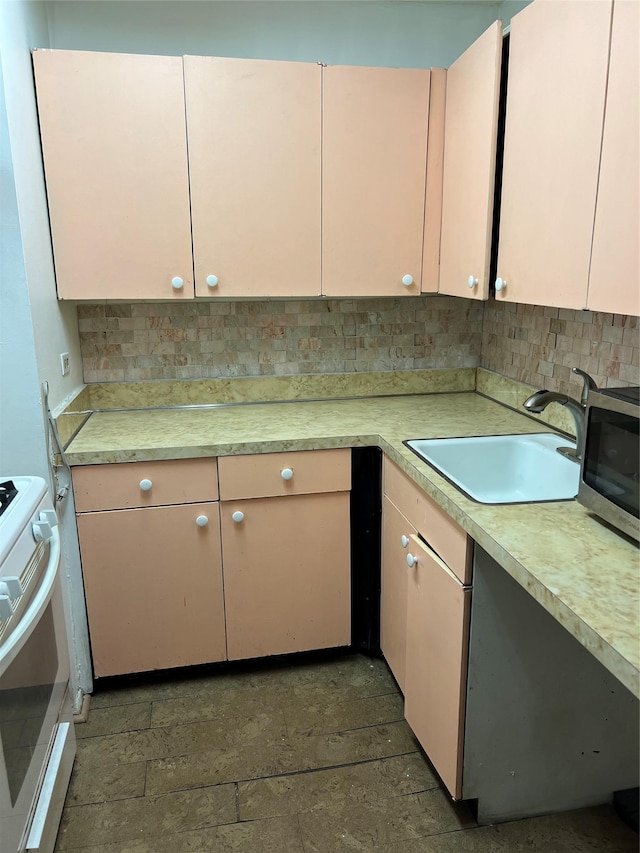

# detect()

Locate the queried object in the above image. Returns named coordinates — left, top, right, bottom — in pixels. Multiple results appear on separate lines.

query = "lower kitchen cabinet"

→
left=218, top=449, right=351, bottom=660
left=381, top=456, right=472, bottom=799
left=73, top=458, right=225, bottom=678
left=404, top=533, right=470, bottom=799
left=73, top=450, right=351, bottom=676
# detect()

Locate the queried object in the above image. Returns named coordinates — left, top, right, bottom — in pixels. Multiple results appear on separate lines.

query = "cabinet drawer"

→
left=383, top=457, right=471, bottom=584
left=218, top=449, right=351, bottom=501
left=72, top=458, right=219, bottom=512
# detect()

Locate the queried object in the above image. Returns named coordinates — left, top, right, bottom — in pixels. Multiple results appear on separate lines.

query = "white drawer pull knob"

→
left=401, top=535, right=409, bottom=548
left=467, top=275, right=479, bottom=289
left=196, top=515, right=209, bottom=527
left=139, top=479, right=153, bottom=491
left=495, top=277, right=507, bottom=292
left=206, top=275, right=219, bottom=288
left=232, top=511, right=245, bottom=523
left=281, top=468, right=294, bottom=481
left=406, top=553, right=418, bottom=568
left=171, top=276, right=184, bottom=290
left=401, top=274, right=414, bottom=286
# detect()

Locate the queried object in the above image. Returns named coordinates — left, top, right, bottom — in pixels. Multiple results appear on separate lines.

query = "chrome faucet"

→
left=522, top=368, right=597, bottom=461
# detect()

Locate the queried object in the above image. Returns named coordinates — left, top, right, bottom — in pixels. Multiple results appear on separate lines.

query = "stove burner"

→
left=0, top=480, right=18, bottom=517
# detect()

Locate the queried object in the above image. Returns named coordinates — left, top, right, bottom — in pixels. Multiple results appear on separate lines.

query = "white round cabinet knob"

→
left=401, top=535, right=409, bottom=548
left=406, top=553, right=418, bottom=568
left=468, top=275, right=479, bottom=289
left=281, top=468, right=294, bottom=481
left=495, top=277, right=507, bottom=292
left=206, top=275, right=219, bottom=288
left=196, top=515, right=209, bottom=527
left=401, top=274, right=414, bottom=286
left=232, top=510, right=245, bottom=523
left=171, top=276, right=184, bottom=290
left=139, top=479, right=152, bottom=491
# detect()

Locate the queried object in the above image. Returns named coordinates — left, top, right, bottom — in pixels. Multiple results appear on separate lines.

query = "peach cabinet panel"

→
left=404, top=535, right=470, bottom=799
left=78, top=502, right=226, bottom=677
left=184, top=56, right=321, bottom=297
left=72, top=459, right=218, bottom=512
left=438, top=21, right=502, bottom=300
left=495, top=1, right=612, bottom=308
left=221, top=492, right=351, bottom=660
left=322, top=66, right=430, bottom=296
left=587, top=0, right=640, bottom=316
left=383, top=457, right=471, bottom=584
left=218, top=449, right=350, bottom=501
left=381, top=496, right=415, bottom=693
left=422, top=68, right=447, bottom=294
left=32, top=50, right=193, bottom=300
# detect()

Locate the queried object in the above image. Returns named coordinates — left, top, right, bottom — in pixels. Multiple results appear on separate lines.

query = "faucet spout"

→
left=523, top=390, right=585, bottom=460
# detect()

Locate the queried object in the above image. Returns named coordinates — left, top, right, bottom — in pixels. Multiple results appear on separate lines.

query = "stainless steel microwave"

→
left=578, top=386, right=639, bottom=542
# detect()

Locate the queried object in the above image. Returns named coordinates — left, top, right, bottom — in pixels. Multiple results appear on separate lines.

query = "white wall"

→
left=0, top=63, right=49, bottom=480
left=0, top=0, right=91, bottom=707
left=46, top=0, right=502, bottom=67
left=0, top=0, right=83, bottom=414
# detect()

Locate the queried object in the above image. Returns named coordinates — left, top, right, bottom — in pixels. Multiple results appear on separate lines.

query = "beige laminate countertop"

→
left=65, top=390, right=640, bottom=699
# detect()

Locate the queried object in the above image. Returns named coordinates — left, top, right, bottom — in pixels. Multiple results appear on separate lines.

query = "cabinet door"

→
left=77, top=502, right=225, bottom=677
left=381, top=496, right=415, bottom=693
left=221, top=492, right=350, bottom=660
left=587, top=0, right=640, bottom=316
left=404, top=535, right=470, bottom=799
left=33, top=50, right=193, bottom=300
left=495, top=1, right=612, bottom=308
left=184, top=57, right=321, bottom=298
left=438, top=22, right=503, bottom=300
left=322, top=66, right=430, bottom=296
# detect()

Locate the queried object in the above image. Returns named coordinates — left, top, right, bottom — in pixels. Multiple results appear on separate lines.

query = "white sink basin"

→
left=405, top=433, right=579, bottom=504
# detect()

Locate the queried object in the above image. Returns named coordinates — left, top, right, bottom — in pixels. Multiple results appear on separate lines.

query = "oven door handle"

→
left=0, top=527, right=61, bottom=675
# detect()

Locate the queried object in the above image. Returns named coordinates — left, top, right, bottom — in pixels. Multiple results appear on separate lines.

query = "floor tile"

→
left=296, top=788, right=475, bottom=851
left=65, top=761, right=147, bottom=807
left=239, top=753, right=439, bottom=820
left=383, top=805, right=639, bottom=852
left=145, top=733, right=293, bottom=794
left=55, top=784, right=236, bottom=849
left=284, top=719, right=419, bottom=772
left=75, top=710, right=287, bottom=769
left=75, top=702, right=151, bottom=739
left=283, top=691, right=404, bottom=736
left=54, top=815, right=303, bottom=852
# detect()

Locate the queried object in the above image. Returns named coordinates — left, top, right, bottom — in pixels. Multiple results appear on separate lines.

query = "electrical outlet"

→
left=60, top=352, right=70, bottom=376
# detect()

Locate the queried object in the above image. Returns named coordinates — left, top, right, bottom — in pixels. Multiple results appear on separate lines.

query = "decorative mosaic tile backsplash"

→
left=78, top=297, right=483, bottom=382
left=481, top=300, right=639, bottom=395
left=77, top=296, right=639, bottom=390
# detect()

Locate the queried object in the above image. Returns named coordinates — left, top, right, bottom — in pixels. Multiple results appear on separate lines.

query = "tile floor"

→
left=55, top=654, right=638, bottom=852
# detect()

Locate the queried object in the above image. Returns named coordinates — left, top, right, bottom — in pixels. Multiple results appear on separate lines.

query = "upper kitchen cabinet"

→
left=322, top=65, right=430, bottom=297
left=438, top=22, right=503, bottom=300
left=184, top=57, right=322, bottom=298
left=494, top=1, right=612, bottom=309
left=33, top=50, right=193, bottom=300
left=586, top=0, right=639, bottom=316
